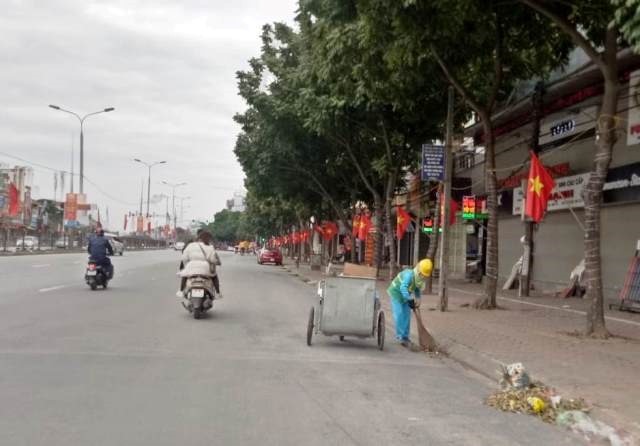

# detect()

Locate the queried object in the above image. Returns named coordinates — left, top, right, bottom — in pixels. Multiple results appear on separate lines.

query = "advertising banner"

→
left=63, top=193, right=78, bottom=222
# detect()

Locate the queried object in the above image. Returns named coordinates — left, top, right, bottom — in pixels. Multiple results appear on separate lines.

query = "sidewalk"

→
left=280, top=259, right=640, bottom=439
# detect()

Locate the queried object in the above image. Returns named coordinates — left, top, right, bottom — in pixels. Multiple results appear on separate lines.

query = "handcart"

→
left=306, top=273, right=385, bottom=350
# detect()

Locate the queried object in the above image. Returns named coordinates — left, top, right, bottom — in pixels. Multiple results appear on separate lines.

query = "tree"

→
left=362, top=0, right=571, bottom=307
left=295, top=0, right=448, bottom=277
left=614, top=0, right=640, bottom=53
left=205, top=209, right=243, bottom=243
left=234, top=24, right=361, bottom=240
left=518, top=0, right=623, bottom=338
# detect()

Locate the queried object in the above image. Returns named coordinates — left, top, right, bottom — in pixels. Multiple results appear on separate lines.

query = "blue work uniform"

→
left=387, top=267, right=424, bottom=341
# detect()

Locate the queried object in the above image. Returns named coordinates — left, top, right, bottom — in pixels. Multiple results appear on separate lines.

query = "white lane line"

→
left=38, top=285, right=67, bottom=293
left=449, top=287, right=640, bottom=328
left=31, top=264, right=51, bottom=268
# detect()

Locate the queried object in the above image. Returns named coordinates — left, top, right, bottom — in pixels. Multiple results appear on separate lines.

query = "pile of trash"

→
left=486, top=363, right=632, bottom=445
left=487, top=363, right=587, bottom=424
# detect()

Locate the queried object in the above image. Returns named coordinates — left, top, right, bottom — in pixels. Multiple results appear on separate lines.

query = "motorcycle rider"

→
left=177, top=230, right=221, bottom=298
left=87, top=226, right=114, bottom=278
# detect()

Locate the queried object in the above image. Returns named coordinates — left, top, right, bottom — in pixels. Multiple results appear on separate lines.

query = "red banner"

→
left=63, top=193, right=77, bottom=221
left=8, top=183, right=19, bottom=216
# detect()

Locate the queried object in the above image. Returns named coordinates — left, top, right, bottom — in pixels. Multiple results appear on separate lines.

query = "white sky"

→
left=0, top=0, right=296, bottom=230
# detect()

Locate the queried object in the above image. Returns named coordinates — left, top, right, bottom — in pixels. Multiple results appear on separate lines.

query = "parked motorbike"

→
left=85, top=259, right=111, bottom=290
left=181, top=275, right=215, bottom=319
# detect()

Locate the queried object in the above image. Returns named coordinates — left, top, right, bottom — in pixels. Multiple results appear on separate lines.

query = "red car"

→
left=258, top=248, right=282, bottom=265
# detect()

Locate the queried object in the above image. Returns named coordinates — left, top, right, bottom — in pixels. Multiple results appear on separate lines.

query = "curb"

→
left=280, top=262, right=638, bottom=440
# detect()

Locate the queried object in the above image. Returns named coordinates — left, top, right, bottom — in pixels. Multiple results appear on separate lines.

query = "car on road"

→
left=16, top=236, right=39, bottom=251
left=257, top=248, right=282, bottom=265
left=174, top=241, right=185, bottom=251
left=226, top=246, right=235, bottom=252
left=105, top=235, right=125, bottom=256
left=55, top=237, right=67, bottom=249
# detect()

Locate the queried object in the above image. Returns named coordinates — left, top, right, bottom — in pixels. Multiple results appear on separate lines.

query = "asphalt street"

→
left=0, top=250, right=581, bottom=445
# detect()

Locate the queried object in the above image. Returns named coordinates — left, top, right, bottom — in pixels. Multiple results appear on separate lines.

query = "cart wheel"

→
left=306, top=306, right=315, bottom=346
left=339, top=336, right=345, bottom=342
left=377, top=311, right=385, bottom=351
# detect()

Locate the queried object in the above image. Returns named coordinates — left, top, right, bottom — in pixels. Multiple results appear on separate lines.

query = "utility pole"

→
left=162, top=181, right=187, bottom=238
left=438, top=86, right=455, bottom=312
left=139, top=179, right=144, bottom=216
left=520, top=82, right=544, bottom=297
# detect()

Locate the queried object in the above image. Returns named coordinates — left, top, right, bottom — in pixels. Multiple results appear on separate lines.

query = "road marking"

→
left=31, top=263, right=50, bottom=268
left=449, top=287, right=640, bottom=328
left=38, top=285, right=67, bottom=293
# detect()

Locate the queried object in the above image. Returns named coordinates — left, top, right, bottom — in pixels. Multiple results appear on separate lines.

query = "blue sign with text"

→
left=421, top=144, right=445, bottom=181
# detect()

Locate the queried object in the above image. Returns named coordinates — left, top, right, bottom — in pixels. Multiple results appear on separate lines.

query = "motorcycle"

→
left=181, top=275, right=215, bottom=319
left=85, top=259, right=112, bottom=290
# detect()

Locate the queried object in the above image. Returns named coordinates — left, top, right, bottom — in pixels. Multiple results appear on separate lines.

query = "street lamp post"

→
left=48, top=105, right=115, bottom=194
left=162, top=181, right=187, bottom=236
left=133, top=159, right=166, bottom=217
left=176, top=196, right=191, bottom=227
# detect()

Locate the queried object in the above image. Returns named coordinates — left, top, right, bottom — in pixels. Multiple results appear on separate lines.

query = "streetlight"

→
left=49, top=104, right=115, bottom=194
left=176, top=196, right=191, bottom=226
left=162, top=181, right=187, bottom=234
left=133, top=159, right=166, bottom=217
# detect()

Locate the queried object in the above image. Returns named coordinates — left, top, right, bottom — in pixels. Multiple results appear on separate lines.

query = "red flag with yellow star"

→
left=525, top=151, right=555, bottom=222
left=396, top=207, right=411, bottom=240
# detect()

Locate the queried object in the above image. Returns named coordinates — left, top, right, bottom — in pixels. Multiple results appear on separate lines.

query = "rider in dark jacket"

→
left=88, top=228, right=114, bottom=278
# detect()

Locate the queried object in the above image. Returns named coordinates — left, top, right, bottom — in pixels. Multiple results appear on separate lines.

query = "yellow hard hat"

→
left=417, top=258, right=433, bottom=277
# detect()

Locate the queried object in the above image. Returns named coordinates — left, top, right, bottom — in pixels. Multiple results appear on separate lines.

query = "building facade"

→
left=453, top=52, right=640, bottom=299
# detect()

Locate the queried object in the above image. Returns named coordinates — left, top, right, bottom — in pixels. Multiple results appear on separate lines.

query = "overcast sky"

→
left=0, top=0, right=296, bottom=230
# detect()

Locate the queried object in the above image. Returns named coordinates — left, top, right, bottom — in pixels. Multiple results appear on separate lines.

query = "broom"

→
left=412, top=307, right=438, bottom=352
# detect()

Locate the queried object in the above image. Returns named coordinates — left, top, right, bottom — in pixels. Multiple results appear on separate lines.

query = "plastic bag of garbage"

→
left=499, top=362, right=531, bottom=389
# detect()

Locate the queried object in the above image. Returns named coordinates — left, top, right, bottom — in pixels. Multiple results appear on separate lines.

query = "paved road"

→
left=0, top=251, right=580, bottom=445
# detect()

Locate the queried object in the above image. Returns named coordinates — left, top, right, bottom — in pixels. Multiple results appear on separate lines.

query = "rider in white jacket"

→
left=177, top=230, right=221, bottom=297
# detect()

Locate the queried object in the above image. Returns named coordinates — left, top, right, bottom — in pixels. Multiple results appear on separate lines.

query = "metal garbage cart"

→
left=306, top=275, right=385, bottom=350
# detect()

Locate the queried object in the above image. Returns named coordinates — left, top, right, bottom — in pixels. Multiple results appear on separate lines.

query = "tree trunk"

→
left=474, top=116, right=498, bottom=309
left=384, top=171, right=399, bottom=279
left=373, top=196, right=384, bottom=271
left=585, top=45, right=618, bottom=338
left=425, top=183, right=443, bottom=294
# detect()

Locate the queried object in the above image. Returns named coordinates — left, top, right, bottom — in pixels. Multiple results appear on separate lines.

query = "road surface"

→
left=0, top=250, right=580, bottom=445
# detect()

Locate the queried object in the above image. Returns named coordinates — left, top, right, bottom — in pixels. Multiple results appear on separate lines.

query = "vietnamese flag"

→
left=322, top=221, right=338, bottom=241
left=358, top=214, right=371, bottom=240
left=396, top=207, right=411, bottom=240
left=525, top=151, right=555, bottom=222
left=440, top=197, right=459, bottom=226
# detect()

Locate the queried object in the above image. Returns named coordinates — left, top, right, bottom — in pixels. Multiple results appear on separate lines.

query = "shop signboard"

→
left=628, top=69, right=640, bottom=147
left=512, top=163, right=640, bottom=215
left=513, top=173, right=590, bottom=215
left=539, top=106, right=597, bottom=146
